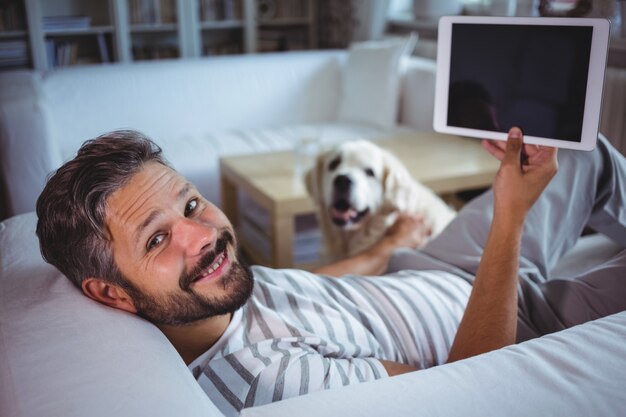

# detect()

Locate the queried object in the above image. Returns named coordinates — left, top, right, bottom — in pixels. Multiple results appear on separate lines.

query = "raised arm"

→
left=446, top=127, right=558, bottom=362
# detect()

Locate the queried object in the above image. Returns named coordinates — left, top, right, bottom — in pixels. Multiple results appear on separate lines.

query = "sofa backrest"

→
left=43, top=51, right=345, bottom=162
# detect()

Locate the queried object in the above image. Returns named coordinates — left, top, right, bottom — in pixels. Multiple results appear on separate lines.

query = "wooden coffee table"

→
left=220, top=131, right=500, bottom=269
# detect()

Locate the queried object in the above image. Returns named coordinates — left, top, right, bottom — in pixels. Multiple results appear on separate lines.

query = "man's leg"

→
left=516, top=248, right=626, bottom=341
left=388, top=134, right=626, bottom=338
left=514, top=135, right=626, bottom=340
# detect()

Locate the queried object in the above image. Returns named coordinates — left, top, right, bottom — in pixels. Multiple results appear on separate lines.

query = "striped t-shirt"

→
left=189, top=266, right=471, bottom=416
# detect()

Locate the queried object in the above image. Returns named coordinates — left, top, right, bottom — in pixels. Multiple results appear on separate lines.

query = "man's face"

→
left=105, top=162, right=253, bottom=326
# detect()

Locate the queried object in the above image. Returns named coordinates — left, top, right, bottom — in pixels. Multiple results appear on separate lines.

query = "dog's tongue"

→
left=331, top=207, right=358, bottom=222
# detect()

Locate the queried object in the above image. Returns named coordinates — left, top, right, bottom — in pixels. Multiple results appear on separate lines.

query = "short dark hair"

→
left=36, top=130, right=169, bottom=288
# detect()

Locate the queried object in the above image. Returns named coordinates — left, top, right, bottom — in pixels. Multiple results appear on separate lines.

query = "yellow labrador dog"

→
left=305, top=140, right=456, bottom=260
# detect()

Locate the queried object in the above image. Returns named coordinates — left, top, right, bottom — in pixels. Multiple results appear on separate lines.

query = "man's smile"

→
left=191, top=250, right=230, bottom=285
left=181, top=231, right=235, bottom=290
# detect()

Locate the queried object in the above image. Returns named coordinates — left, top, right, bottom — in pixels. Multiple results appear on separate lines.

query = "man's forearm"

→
left=446, top=214, right=522, bottom=363
left=445, top=128, right=557, bottom=363
left=313, top=237, right=396, bottom=277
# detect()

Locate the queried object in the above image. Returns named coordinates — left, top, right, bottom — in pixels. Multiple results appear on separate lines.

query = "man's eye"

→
left=185, top=198, right=198, bottom=216
left=147, top=234, right=165, bottom=251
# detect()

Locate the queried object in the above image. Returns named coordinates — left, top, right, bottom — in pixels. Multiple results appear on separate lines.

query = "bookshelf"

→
left=0, top=0, right=30, bottom=69
left=196, top=0, right=251, bottom=56
left=0, top=0, right=317, bottom=71
left=257, top=0, right=317, bottom=52
left=128, top=0, right=180, bottom=60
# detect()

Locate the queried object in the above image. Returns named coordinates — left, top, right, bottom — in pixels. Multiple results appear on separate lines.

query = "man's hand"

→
left=384, top=213, right=432, bottom=250
left=313, top=213, right=431, bottom=277
left=482, top=127, right=558, bottom=226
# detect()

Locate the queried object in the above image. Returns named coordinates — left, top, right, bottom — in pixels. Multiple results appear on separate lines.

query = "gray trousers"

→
left=388, top=134, right=626, bottom=342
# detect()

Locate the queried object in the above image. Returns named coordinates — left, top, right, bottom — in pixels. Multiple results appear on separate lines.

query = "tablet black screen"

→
left=448, top=24, right=592, bottom=142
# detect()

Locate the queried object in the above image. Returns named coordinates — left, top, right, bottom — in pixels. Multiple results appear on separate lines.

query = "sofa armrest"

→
left=242, top=310, right=626, bottom=417
left=0, top=72, right=61, bottom=218
left=398, top=56, right=437, bottom=132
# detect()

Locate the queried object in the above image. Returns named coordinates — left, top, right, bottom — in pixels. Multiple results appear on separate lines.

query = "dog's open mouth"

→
left=330, top=199, right=370, bottom=227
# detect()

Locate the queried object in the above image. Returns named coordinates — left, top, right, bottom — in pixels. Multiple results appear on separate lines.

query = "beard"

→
left=124, top=231, right=254, bottom=326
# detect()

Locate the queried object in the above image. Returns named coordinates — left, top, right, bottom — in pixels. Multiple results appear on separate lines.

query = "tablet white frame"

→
left=434, top=16, right=610, bottom=151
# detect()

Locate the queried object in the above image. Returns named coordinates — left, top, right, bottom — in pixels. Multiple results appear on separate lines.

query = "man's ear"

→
left=81, top=278, right=138, bottom=314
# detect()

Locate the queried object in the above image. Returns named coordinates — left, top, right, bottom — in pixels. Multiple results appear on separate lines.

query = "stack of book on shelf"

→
left=200, top=0, right=243, bottom=21
left=49, top=41, right=78, bottom=67
left=237, top=190, right=323, bottom=265
left=258, top=0, right=308, bottom=21
left=0, top=40, right=28, bottom=68
left=42, top=15, right=91, bottom=32
left=129, top=0, right=177, bottom=25
left=132, top=45, right=178, bottom=60
left=258, top=28, right=308, bottom=52
left=203, top=42, right=241, bottom=55
left=46, top=34, right=110, bottom=68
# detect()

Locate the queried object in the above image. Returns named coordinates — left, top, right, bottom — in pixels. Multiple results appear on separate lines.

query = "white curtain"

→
left=600, top=67, right=626, bottom=156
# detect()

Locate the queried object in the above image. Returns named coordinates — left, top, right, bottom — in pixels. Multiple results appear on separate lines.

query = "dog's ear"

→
left=304, top=151, right=342, bottom=260
left=304, top=152, right=326, bottom=205
left=381, top=150, right=412, bottom=213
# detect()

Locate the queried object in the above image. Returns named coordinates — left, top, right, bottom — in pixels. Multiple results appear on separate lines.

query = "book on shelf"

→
left=203, top=42, right=242, bottom=55
left=0, top=39, right=28, bottom=67
left=42, top=16, right=92, bottom=32
left=97, top=33, right=110, bottom=63
left=45, top=38, right=107, bottom=68
left=258, top=28, right=308, bottom=52
left=129, top=0, right=177, bottom=25
left=48, top=41, right=79, bottom=67
left=132, top=45, right=178, bottom=60
left=200, top=0, right=243, bottom=22
left=258, top=0, right=308, bottom=22
left=237, top=191, right=322, bottom=264
left=239, top=216, right=322, bottom=264
left=45, top=39, right=54, bottom=68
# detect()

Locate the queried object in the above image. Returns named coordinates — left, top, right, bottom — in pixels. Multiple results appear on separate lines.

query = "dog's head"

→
left=305, top=140, right=404, bottom=231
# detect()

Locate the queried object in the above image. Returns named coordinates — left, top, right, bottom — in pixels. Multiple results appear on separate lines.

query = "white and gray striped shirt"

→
left=189, top=266, right=471, bottom=416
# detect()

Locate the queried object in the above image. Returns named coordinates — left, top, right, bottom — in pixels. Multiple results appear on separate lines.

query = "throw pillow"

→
left=337, top=34, right=417, bottom=129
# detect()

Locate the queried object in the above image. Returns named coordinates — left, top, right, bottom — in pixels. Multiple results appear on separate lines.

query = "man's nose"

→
left=174, top=218, right=217, bottom=256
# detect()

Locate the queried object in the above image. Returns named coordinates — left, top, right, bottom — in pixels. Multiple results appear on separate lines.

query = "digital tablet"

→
left=434, top=16, right=610, bottom=151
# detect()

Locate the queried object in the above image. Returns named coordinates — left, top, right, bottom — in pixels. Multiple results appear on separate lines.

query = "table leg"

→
left=272, top=214, right=294, bottom=268
left=221, top=175, right=239, bottom=228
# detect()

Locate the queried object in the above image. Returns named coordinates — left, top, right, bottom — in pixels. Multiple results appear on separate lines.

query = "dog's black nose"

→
left=333, top=175, right=352, bottom=192
left=333, top=199, right=350, bottom=212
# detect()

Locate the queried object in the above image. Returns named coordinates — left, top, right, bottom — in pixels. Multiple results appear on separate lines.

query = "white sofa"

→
left=0, top=45, right=435, bottom=219
left=1, top=46, right=625, bottom=417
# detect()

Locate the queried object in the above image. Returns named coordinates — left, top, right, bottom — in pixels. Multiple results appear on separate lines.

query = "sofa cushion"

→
left=337, top=36, right=416, bottom=129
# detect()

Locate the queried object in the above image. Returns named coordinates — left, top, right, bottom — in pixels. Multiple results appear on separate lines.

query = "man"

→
left=36, top=127, right=626, bottom=416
